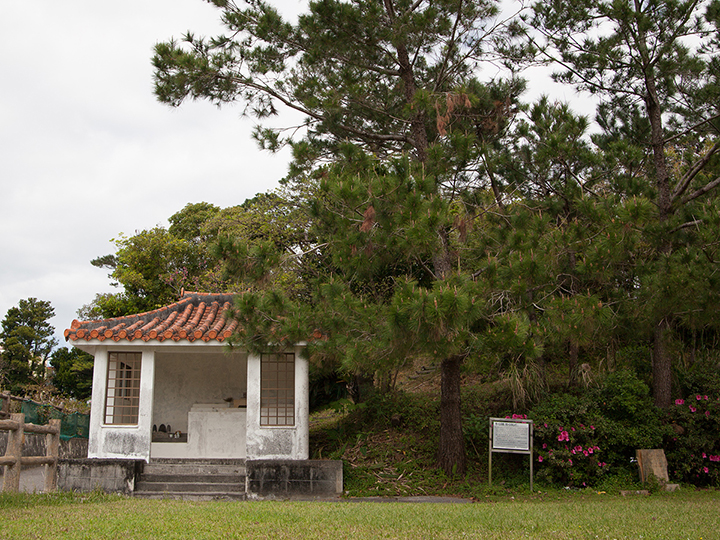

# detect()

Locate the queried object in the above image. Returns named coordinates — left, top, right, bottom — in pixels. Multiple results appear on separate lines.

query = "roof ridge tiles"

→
left=64, top=292, right=238, bottom=344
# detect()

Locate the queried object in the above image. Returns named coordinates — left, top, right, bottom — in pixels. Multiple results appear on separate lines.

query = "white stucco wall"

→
left=80, top=341, right=308, bottom=462
left=245, top=347, right=309, bottom=460
left=87, top=347, right=155, bottom=461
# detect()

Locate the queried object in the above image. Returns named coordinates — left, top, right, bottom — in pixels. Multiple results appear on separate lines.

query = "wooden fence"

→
left=0, top=413, right=60, bottom=493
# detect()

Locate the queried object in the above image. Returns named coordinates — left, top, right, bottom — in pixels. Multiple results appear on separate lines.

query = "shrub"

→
left=531, top=394, right=608, bottom=487
left=665, top=394, right=720, bottom=486
left=529, top=371, right=666, bottom=487
left=589, top=371, right=667, bottom=468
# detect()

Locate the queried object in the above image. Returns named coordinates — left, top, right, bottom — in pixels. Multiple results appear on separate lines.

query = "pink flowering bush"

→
left=531, top=371, right=665, bottom=487
left=533, top=417, right=607, bottom=486
left=665, top=393, right=720, bottom=486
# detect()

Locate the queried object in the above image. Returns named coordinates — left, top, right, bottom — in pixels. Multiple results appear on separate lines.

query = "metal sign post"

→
left=488, top=417, right=534, bottom=491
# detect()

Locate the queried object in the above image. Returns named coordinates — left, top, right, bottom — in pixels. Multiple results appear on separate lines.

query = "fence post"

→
left=2, top=413, right=24, bottom=493
left=44, top=418, right=61, bottom=492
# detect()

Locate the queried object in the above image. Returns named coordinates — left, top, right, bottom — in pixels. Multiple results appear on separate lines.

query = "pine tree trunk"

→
left=652, top=319, right=673, bottom=408
left=438, top=354, right=466, bottom=476
left=568, top=340, right=579, bottom=388
left=639, top=27, right=674, bottom=407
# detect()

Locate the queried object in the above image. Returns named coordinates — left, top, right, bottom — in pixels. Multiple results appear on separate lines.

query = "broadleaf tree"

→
left=153, top=0, right=525, bottom=475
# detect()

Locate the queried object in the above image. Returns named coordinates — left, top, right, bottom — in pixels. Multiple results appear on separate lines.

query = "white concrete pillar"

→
left=136, top=349, right=156, bottom=461
left=294, top=345, right=310, bottom=460
left=245, top=352, right=261, bottom=458
left=87, top=347, right=106, bottom=458
left=245, top=350, right=309, bottom=460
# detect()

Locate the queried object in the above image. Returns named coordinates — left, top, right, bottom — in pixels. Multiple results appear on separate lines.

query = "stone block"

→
left=58, top=458, right=144, bottom=494
left=636, top=449, right=669, bottom=483
left=246, top=459, right=343, bottom=498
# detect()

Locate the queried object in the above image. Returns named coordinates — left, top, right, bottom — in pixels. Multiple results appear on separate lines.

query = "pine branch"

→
left=679, top=175, right=720, bottom=206
left=671, top=139, right=720, bottom=202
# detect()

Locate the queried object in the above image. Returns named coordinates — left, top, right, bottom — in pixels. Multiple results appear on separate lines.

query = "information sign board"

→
left=488, top=417, right=534, bottom=491
left=492, top=420, right=531, bottom=452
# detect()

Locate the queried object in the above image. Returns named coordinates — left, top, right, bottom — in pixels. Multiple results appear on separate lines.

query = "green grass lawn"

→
left=1, top=490, right=718, bottom=540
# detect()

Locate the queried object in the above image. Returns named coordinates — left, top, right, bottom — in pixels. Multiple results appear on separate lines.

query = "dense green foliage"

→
left=49, top=347, right=94, bottom=400
left=0, top=298, right=58, bottom=394
left=530, top=372, right=668, bottom=487
left=145, top=0, right=720, bottom=479
left=318, top=367, right=720, bottom=491
left=82, top=193, right=311, bottom=319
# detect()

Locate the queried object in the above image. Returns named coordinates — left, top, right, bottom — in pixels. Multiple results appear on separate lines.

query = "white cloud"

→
left=0, top=1, right=298, bottom=344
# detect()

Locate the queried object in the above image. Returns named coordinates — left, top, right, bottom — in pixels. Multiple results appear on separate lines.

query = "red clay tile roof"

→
left=64, top=292, right=238, bottom=344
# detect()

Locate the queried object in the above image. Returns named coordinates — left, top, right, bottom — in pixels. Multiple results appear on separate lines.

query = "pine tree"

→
left=0, top=298, right=58, bottom=393
left=153, top=0, right=524, bottom=474
left=527, top=0, right=720, bottom=407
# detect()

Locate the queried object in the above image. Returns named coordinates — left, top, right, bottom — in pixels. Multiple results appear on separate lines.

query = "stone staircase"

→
left=134, top=459, right=247, bottom=501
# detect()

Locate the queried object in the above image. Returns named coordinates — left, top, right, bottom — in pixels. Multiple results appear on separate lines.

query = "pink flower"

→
left=690, top=406, right=697, bottom=413
left=703, top=453, right=707, bottom=459
left=590, top=425, right=595, bottom=430
left=675, top=399, right=685, bottom=405
left=571, top=427, right=576, bottom=432
left=588, top=448, right=594, bottom=454
left=703, top=467, right=709, bottom=474
left=704, top=395, right=709, bottom=400
left=542, top=443, right=547, bottom=449
left=538, top=456, right=543, bottom=463
left=697, top=395, right=702, bottom=401
left=583, top=450, right=589, bottom=456
left=706, top=411, right=711, bottom=418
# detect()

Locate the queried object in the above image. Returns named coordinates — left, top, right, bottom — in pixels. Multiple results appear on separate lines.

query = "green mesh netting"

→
left=21, top=400, right=89, bottom=440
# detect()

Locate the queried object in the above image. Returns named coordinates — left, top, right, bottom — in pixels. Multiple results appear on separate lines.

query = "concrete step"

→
left=135, top=459, right=248, bottom=500
left=141, top=473, right=242, bottom=484
left=150, top=458, right=247, bottom=465
left=136, top=480, right=245, bottom=493
left=143, top=459, right=246, bottom=476
left=134, top=490, right=247, bottom=501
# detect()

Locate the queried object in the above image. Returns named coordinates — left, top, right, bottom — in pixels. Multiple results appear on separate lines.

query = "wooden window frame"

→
left=260, top=353, right=295, bottom=427
left=104, top=352, right=142, bottom=425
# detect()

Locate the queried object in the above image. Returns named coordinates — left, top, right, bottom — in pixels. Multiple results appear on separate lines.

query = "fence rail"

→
left=1, top=413, right=60, bottom=493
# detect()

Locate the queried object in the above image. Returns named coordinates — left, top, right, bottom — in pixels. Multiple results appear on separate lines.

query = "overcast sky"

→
left=0, top=1, right=576, bottom=349
left=0, top=1, right=308, bottom=346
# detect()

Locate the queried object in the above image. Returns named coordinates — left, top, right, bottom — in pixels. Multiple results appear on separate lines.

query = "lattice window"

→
left=260, top=353, right=295, bottom=426
left=104, top=352, right=141, bottom=425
